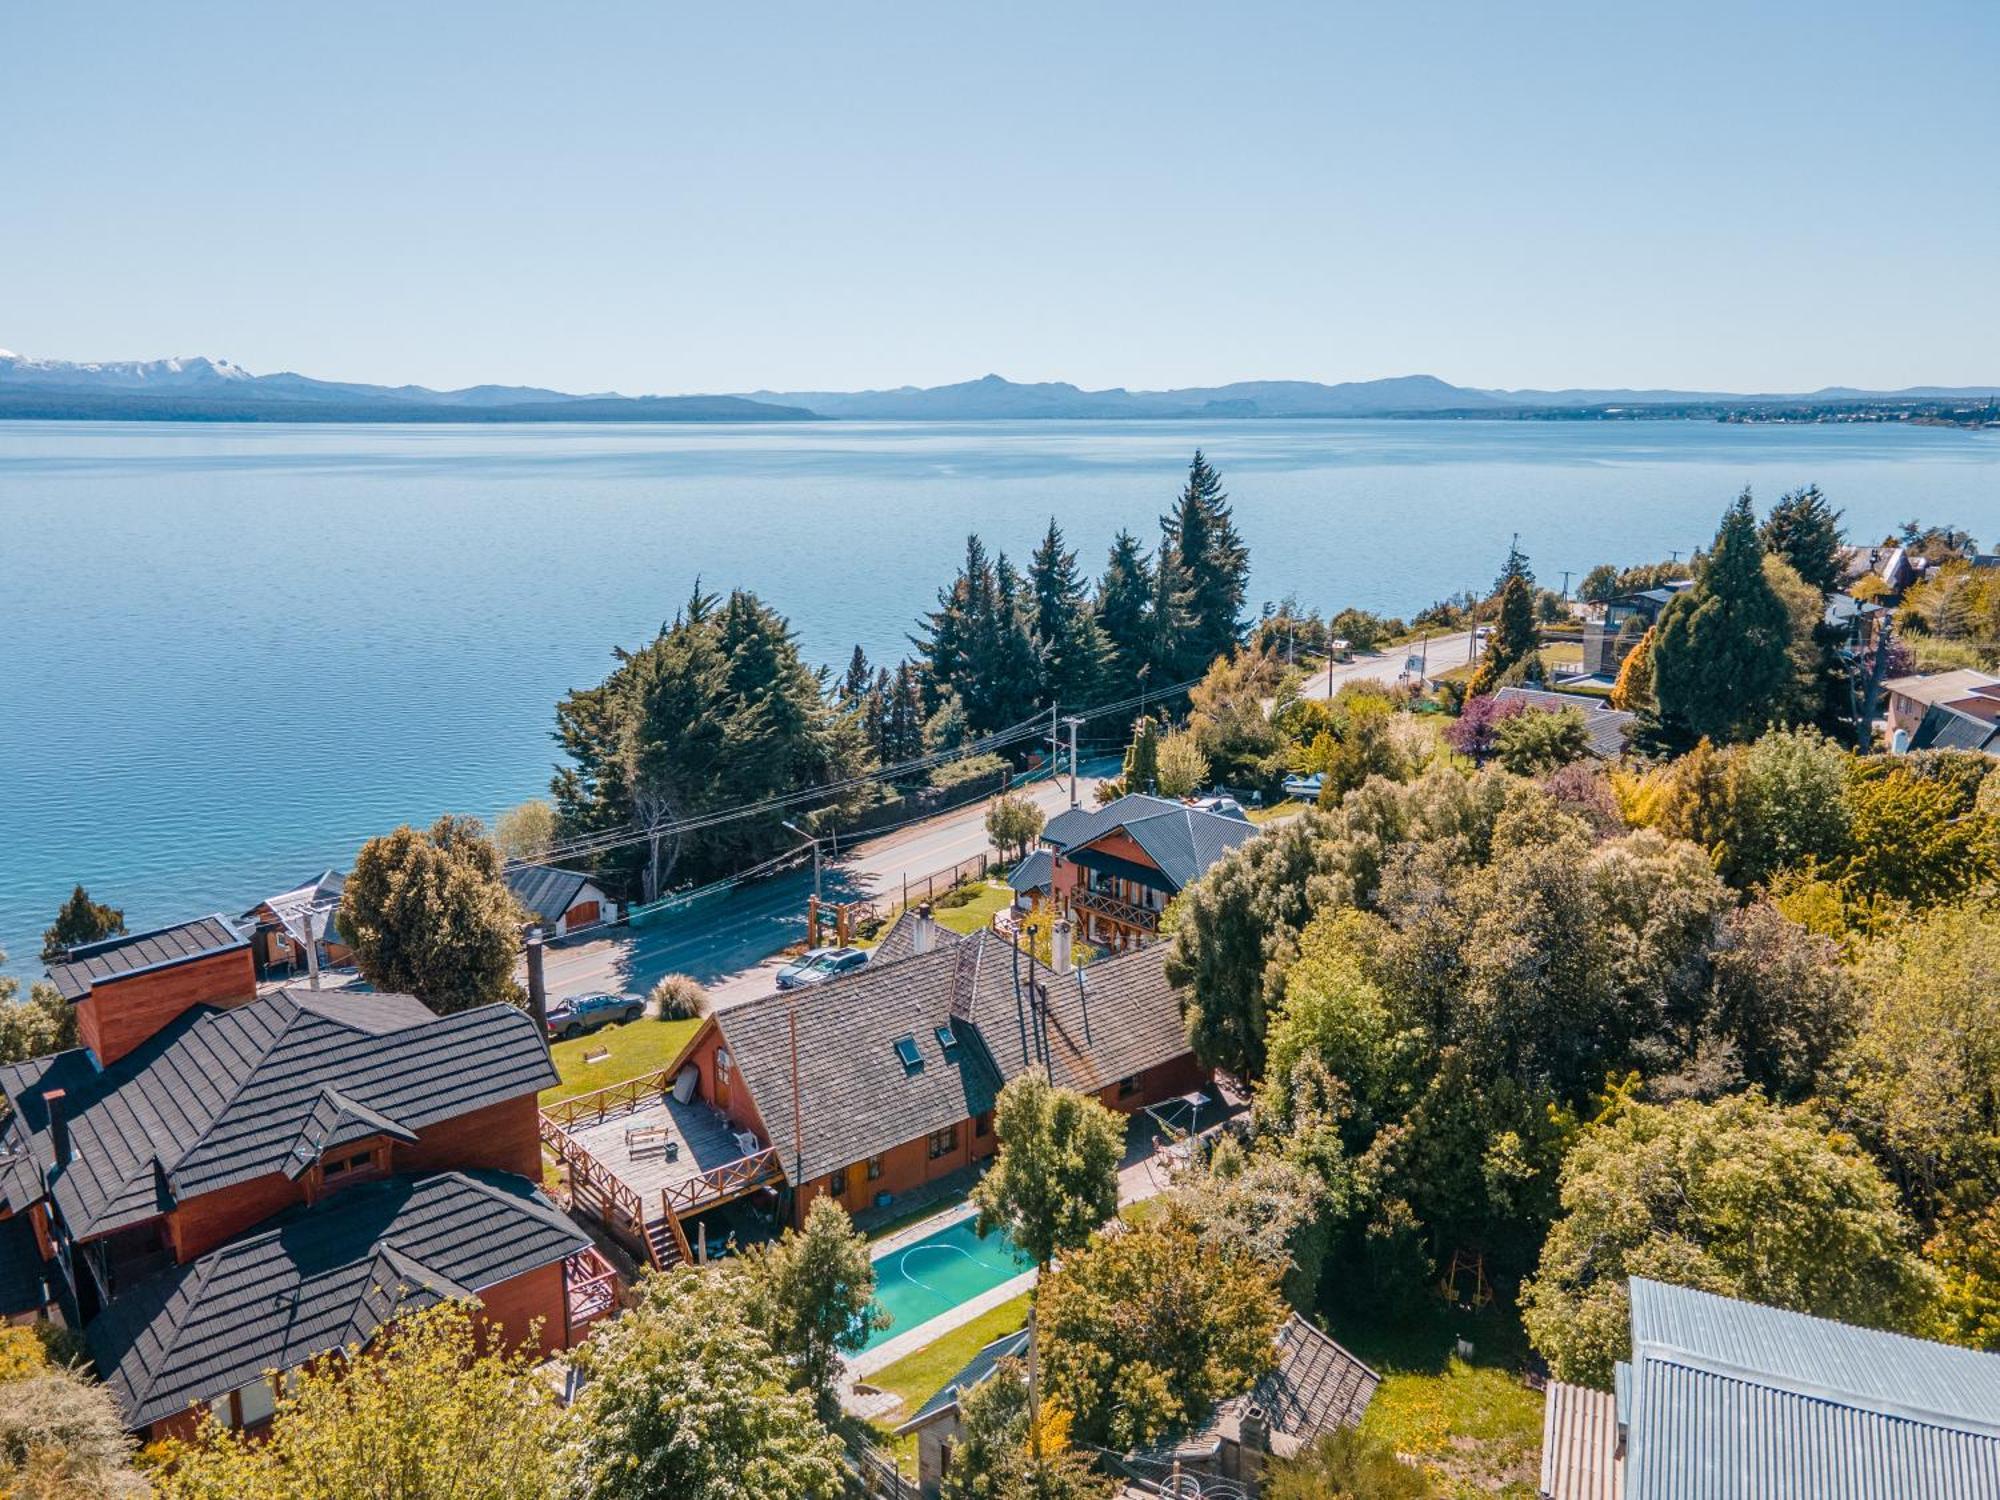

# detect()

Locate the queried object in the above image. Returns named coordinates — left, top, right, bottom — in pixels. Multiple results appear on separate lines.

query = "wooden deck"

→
left=565, top=1095, right=753, bottom=1204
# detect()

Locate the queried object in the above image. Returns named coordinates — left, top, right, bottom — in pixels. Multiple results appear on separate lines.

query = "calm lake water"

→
left=3, top=417, right=1997, bottom=969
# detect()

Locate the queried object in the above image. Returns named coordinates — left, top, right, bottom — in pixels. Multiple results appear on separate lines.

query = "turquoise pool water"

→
left=864, top=1216, right=1034, bottom=1349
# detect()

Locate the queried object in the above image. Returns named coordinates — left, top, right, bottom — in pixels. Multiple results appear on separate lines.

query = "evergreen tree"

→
left=1122, top=715, right=1161, bottom=795
left=1469, top=572, right=1540, bottom=696
left=1145, top=542, right=1196, bottom=690
left=1653, top=493, right=1793, bottom=743
left=914, top=535, right=1040, bottom=734
left=1094, top=529, right=1153, bottom=687
left=1495, top=536, right=1536, bottom=592
left=839, top=644, right=871, bottom=704
left=41, top=884, right=125, bottom=962
left=884, top=662, right=928, bottom=764
left=989, top=554, right=1044, bottom=727
left=1761, top=484, right=1847, bottom=595
left=1161, top=451, right=1249, bottom=677
left=1028, top=517, right=1110, bottom=708
left=859, top=666, right=890, bottom=761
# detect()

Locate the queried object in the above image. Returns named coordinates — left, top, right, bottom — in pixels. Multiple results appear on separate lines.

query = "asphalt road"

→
left=1294, top=630, right=1478, bottom=699
left=532, top=769, right=1109, bottom=1009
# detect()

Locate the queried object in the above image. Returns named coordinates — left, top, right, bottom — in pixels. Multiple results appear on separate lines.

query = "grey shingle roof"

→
left=1491, top=686, right=1637, bottom=760
left=898, top=1328, right=1032, bottom=1432
left=46, top=915, right=248, bottom=1002
left=503, top=864, right=594, bottom=926
left=0, top=989, right=556, bottom=1242
left=869, top=908, right=967, bottom=966
left=718, top=930, right=1191, bottom=1186
left=1623, top=1278, right=2000, bottom=1500
left=1041, top=793, right=1256, bottom=892
left=85, top=1169, right=587, bottom=1430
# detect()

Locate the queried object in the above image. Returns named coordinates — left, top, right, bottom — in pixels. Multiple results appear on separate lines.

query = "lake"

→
left=3, top=417, right=1997, bottom=970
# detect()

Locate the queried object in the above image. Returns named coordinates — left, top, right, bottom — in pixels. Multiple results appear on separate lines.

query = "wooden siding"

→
left=77, top=949, right=258, bottom=1066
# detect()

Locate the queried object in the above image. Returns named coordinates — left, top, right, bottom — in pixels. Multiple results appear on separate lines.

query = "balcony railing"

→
left=662, top=1146, right=784, bottom=1217
left=1071, top=887, right=1161, bottom=932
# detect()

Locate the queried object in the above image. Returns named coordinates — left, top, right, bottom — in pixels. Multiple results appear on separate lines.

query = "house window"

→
left=236, top=1377, right=276, bottom=1428
left=830, top=1167, right=848, bottom=1198
left=715, top=1049, right=732, bottom=1087
left=322, top=1147, right=377, bottom=1184
left=928, top=1125, right=958, bottom=1159
left=866, top=1156, right=884, bottom=1181
left=894, top=1035, right=923, bottom=1074
left=1117, top=1074, right=1141, bottom=1099
left=975, top=1112, right=992, bottom=1139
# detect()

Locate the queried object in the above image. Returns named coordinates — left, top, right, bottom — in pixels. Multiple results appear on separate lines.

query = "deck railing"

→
left=542, top=1068, right=678, bottom=1129
left=1071, top=887, right=1161, bottom=932
left=661, top=1145, right=783, bottom=1217
left=540, top=1116, right=646, bottom=1239
left=563, top=1246, right=620, bottom=1333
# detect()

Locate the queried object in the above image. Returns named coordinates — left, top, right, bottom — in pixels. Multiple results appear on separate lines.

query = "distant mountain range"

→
left=4, top=350, right=1998, bottom=423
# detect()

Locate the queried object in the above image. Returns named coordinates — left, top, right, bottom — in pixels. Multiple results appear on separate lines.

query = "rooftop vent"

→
left=894, top=1035, right=923, bottom=1073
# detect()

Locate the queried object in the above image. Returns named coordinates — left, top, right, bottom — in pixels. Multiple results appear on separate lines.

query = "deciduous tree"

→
left=493, top=799, right=559, bottom=861
left=740, top=1196, right=886, bottom=1411
left=972, top=1069, right=1124, bottom=1273
left=1494, top=707, right=1591, bottom=775
left=1265, top=1427, right=1438, bottom=1500
left=337, top=814, right=524, bottom=1013
left=1154, top=728, right=1211, bottom=798
left=0, top=948, right=74, bottom=1069
left=986, top=793, right=1047, bottom=863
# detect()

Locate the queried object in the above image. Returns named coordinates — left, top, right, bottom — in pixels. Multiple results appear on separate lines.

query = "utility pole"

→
left=1026, top=1304, right=1043, bottom=1465
left=1062, top=715, right=1083, bottom=808
left=302, top=907, right=323, bottom=991
left=1560, top=569, right=1572, bottom=602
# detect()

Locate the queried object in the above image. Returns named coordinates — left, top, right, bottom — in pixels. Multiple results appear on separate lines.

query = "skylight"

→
left=935, top=1023, right=958, bottom=1051
left=894, top=1035, right=923, bottom=1073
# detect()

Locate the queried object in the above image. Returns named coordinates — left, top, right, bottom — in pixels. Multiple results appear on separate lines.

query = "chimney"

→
left=912, top=903, right=936, bottom=956
left=524, top=927, right=548, bottom=1030
left=1051, top=917, right=1074, bottom=976
left=1239, top=1402, right=1270, bottom=1456
left=43, top=1089, right=70, bottom=1167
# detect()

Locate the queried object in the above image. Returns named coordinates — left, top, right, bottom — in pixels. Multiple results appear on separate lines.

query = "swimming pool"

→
left=864, top=1216, right=1034, bottom=1349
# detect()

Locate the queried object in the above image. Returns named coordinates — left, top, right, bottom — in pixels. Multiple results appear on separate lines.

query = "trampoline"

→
left=862, top=1216, right=1033, bottom=1349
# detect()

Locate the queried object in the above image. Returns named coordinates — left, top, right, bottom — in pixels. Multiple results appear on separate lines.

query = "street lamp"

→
left=781, top=820, right=821, bottom=905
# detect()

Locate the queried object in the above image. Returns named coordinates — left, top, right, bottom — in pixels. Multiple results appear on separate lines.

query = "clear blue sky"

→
left=4, top=1, right=1996, bottom=395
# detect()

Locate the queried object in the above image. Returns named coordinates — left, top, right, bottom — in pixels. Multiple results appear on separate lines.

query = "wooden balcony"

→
left=1071, top=886, right=1161, bottom=932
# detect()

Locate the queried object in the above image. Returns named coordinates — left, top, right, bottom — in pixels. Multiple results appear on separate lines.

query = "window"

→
left=975, top=1111, right=992, bottom=1139
left=830, top=1167, right=848, bottom=1198
left=928, top=1125, right=958, bottom=1159
left=715, top=1048, right=732, bottom=1086
left=894, top=1035, right=923, bottom=1074
left=236, top=1377, right=276, bottom=1428
left=1117, top=1074, right=1142, bottom=1099
left=866, top=1155, right=884, bottom=1181
left=935, top=1023, right=958, bottom=1052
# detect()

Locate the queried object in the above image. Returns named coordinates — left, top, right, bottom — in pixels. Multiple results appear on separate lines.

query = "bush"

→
left=648, top=974, right=708, bottom=1020
left=930, top=752, right=1010, bottom=791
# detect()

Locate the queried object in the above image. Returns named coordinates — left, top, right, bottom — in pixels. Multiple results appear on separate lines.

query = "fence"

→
left=845, top=1442, right=917, bottom=1500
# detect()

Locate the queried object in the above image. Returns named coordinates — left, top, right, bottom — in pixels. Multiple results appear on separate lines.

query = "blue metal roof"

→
left=1624, top=1278, right=2000, bottom=1499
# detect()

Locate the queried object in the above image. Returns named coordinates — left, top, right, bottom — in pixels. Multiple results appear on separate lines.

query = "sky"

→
left=4, top=1, right=1997, bottom=396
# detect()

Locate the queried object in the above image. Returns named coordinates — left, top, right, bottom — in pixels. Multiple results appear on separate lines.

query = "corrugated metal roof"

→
left=896, top=1328, right=1031, bottom=1431
left=1007, top=849, right=1054, bottom=894
left=1624, top=1279, right=2000, bottom=1499
left=1542, top=1381, right=1625, bottom=1500
left=1041, top=792, right=1256, bottom=891
left=45, top=915, right=248, bottom=1002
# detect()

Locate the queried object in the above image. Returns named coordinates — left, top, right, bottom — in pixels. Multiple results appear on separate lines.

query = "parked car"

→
left=545, top=992, right=643, bottom=1039
left=776, top=946, right=869, bottom=990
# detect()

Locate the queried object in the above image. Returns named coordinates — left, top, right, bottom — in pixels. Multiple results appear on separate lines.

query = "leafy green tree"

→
left=1651, top=494, right=1793, bottom=743
left=337, top=815, right=524, bottom=1013
left=1038, top=1221, right=1284, bottom=1449
left=0, top=948, right=75, bottom=1069
left=941, top=1368, right=1112, bottom=1500
left=1578, top=563, right=1622, bottom=604
left=986, top=793, right=1047, bottom=863
left=158, top=1302, right=558, bottom=1500
left=1028, top=517, right=1110, bottom=709
left=1164, top=1145, right=1338, bottom=1313
left=1162, top=451, right=1250, bottom=678
left=1763, top=554, right=1833, bottom=728
left=740, top=1196, right=886, bottom=1411
left=1761, top=484, right=1846, bottom=595
left=972, top=1069, right=1124, bottom=1272
left=1467, top=573, right=1538, bottom=697
left=1839, top=764, right=1999, bottom=908
left=1726, top=727, right=1853, bottom=886
left=1155, top=728, right=1211, bottom=798
left=1167, top=813, right=1336, bottom=1077
left=40, top=885, right=124, bottom=963
left=492, top=799, right=559, bottom=861
left=1704, top=901, right=1853, bottom=1099
left=1494, top=708, right=1590, bottom=775
left=1836, top=900, right=2000, bottom=1212
left=1264, top=1426, right=1439, bottom=1500
left=1188, top=648, right=1288, bottom=795
left=1924, top=1201, right=2000, bottom=1351
left=1520, top=1093, right=1936, bottom=1388
left=563, top=1269, right=844, bottom=1500
left=1094, top=530, right=1154, bottom=688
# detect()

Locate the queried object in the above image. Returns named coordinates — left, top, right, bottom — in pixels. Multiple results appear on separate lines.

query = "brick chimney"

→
left=524, top=927, right=548, bottom=1030
left=42, top=1088, right=70, bottom=1167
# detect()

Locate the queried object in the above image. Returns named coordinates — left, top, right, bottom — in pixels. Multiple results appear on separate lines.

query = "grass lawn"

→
left=866, top=1291, right=1034, bottom=1469
left=932, top=880, right=1014, bottom=936
left=542, top=1016, right=702, bottom=1105
left=1333, top=1294, right=1545, bottom=1500
left=1248, top=798, right=1304, bottom=825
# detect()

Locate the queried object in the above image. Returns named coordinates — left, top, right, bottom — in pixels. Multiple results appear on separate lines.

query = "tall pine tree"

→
left=1161, top=451, right=1250, bottom=678
left=1761, top=485, right=1846, bottom=595
left=1028, top=517, right=1110, bottom=709
left=1652, top=492, right=1793, bottom=743
left=1095, top=529, right=1154, bottom=687
left=839, top=644, right=872, bottom=704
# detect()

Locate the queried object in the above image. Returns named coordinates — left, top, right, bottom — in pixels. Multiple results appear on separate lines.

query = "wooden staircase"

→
left=643, top=1196, right=695, bottom=1271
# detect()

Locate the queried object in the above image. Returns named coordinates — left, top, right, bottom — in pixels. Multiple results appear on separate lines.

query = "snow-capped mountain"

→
left=0, top=351, right=258, bottom=390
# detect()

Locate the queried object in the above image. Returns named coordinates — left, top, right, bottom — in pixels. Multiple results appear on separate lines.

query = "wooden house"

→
left=1037, top=794, right=1256, bottom=952
left=505, top=863, right=615, bottom=937
left=0, top=920, right=609, bottom=1440
left=240, top=870, right=354, bottom=977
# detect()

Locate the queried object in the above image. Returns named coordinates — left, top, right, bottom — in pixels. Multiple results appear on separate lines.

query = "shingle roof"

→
left=1884, top=668, right=2000, bottom=709
left=85, top=1169, right=586, bottom=1430
left=869, top=908, right=967, bottom=966
left=896, top=1328, right=1032, bottom=1432
left=718, top=931, right=1190, bottom=1186
left=1491, top=687, right=1637, bottom=760
left=1542, top=1381, right=1626, bottom=1500
left=503, top=864, right=594, bottom=927
left=1042, top=793, right=1256, bottom=892
left=45, top=916, right=248, bottom=1003
left=0, top=989, right=556, bottom=1241
left=1623, top=1278, right=2000, bottom=1500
